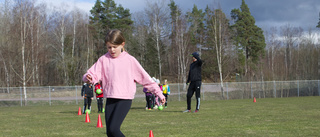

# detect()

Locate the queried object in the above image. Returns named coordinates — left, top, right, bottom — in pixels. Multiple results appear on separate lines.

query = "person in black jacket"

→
left=183, top=52, right=202, bottom=113
left=81, top=83, right=94, bottom=114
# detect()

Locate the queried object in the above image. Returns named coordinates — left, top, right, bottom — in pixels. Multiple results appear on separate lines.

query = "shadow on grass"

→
left=60, top=111, right=78, bottom=114
left=130, top=107, right=145, bottom=109
left=132, top=108, right=185, bottom=113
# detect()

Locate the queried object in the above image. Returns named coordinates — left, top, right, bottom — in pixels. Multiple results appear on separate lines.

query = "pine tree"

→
left=187, top=5, right=205, bottom=53
left=231, top=0, right=266, bottom=77
left=89, top=0, right=133, bottom=59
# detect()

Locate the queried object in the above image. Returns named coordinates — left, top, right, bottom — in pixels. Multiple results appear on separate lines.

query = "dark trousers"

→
left=187, top=81, right=201, bottom=110
left=151, top=94, right=155, bottom=107
left=105, top=98, right=132, bottom=137
left=83, top=97, right=92, bottom=113
left=146, top=95, right=153, bottom=109
left=163, top=94, right=168, bottom=106
left=97, top=97, right=104, bottom=112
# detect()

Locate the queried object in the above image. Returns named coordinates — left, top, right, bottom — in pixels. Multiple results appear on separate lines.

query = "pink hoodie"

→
left=82, top=51, right=165, bottom=100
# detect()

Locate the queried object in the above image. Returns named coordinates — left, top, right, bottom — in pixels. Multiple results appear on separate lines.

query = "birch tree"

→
left=176, top=15, right=190, bottom=87
left=206, top=7, right=231, bottom=98
left=145, top=0, right=170, bottom=80
left=51, top=4, right=70, bottom=85
left=265, top=27, right=281, bottom=79
left=280, top=24, right=302, bottom=80
left=12, top=0, right=35, bottom=105
left=132, top=12, right=148, bottom=66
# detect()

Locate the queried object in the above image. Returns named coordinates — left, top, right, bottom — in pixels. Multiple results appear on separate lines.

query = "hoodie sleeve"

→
left=194, top=55, right=202, bottom=66
left=132, top=58, right=165, bottom=100
left=82, top=56, right=103, bottom=85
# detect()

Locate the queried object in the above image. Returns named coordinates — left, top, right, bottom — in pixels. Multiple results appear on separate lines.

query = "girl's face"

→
left=107, top=42, right=124, bottom=58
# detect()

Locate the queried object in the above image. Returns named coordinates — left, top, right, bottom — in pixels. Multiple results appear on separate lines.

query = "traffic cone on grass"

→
left=253, top=97, right=256, bottom=103
left=85, top=112, right=90, bottom=123
left=96, top=114, right=103, bottom=128
left=149, top=130, right=154, bottom=137
left=78, top=107, right=82, bottom=115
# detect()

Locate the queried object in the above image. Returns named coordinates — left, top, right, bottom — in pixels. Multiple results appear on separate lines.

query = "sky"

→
left=2, top=0, right=320, bottom=32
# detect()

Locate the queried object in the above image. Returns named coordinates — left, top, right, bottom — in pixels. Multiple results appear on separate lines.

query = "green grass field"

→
left=1, top=97, right=320, bottom=136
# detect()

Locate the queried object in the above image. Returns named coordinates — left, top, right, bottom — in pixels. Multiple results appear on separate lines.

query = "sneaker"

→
left=183, top=109, right=191, bottom=113
left=193, top=109, right=199, bottom=113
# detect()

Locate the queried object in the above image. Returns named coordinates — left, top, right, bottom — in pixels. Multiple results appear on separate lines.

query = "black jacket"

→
left=81, top=83, right=94, bottom=98
left=187, top=55, right=202, bottom=83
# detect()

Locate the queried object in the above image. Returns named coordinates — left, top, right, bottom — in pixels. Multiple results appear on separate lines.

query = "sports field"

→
left=0, top=96, right=319, bottom=136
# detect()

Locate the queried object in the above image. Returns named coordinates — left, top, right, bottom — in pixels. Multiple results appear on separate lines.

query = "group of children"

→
left=82, top=78, right=171, bottom=113
left=81, top=81, right=104, bottom=114
left=143, top=77, right=170, bottom=110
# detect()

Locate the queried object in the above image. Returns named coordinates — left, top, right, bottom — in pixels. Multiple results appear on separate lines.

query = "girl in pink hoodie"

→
left=83, top=29, right=165, bottom=137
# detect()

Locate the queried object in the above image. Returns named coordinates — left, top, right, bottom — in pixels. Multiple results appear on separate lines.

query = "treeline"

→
left=0, top=0, right=319, bottom=88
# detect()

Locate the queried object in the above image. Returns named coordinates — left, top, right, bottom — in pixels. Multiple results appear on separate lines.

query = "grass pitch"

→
left=0, top=97, right=320, bottom=136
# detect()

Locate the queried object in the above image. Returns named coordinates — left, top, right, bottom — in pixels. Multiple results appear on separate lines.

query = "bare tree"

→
left=206, top=7, right=231, bottom=98
left=51, top=4, right=70, bottom=85
left=176, top=16, right=190, bottom=88
left=12, top=0, right=35, bottom=105
left=0, top=0, right=12, bottom=92
left=280, top=24, right=303, bottom=80
left=145, top=0, right=170, bottom=80
left=132, top=12, right=148, bottom=66
left=266, top=27, right=281, bottom=79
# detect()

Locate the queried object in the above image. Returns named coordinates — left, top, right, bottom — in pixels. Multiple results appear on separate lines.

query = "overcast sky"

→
left=3, top=0, right=320, bottom=32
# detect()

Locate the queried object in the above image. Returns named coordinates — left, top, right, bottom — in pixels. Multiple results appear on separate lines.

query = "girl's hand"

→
left=160, top=98, right=166, bottom=104
left=86, top=74, right=93, bottom=84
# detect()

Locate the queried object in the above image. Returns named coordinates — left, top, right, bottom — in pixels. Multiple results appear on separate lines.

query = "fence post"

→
left=178, top=83, right=180, bottom=101
left=318, top=80, right=320, bottom=96
left=20, top=87, right=22, bottom=107
left=202, top=84, right=205, bottom=101
left=297, top=80, right=299, bottom=97
left=76, top=86, right=78, bottom=105
left=226, top=82, right=229, bottom=100
left=250, top=81, right=253, bottom=99
left=273, top=81, right=276, bottom=98
left=49, top=86, right=51, bottom=106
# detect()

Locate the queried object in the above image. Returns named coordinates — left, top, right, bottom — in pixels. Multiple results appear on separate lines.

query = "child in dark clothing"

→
left=143, top=87, right=153, bottom=110
left=81, top=83, right=94, bottom=114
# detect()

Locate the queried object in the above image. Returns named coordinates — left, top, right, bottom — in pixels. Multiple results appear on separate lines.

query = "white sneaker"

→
left=153, top=105, right=158, bottom=109
left=183, top=109, right=191, bottom=113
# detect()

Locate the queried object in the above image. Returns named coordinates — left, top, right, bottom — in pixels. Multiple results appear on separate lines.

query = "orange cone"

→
left=78, top=107, right=82, bottom=115
left=85, top=112, right=90, bottom=123
left=96, top=114, right=103, bottom=128
left=149, top=130, right=154, bottom=137
left=253, top=97, right=256, bottom=103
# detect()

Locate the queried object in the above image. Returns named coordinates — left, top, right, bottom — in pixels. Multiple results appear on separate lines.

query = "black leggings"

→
left=83, top=97, right=92, bottom=113
left=97, top=98, right=103, bottom=112
left=163, top=94, right=168, bottom=106
left=105, top=98, right=132, bottom=137
left=145, top=95, right=152, bottom=109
